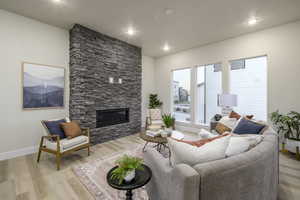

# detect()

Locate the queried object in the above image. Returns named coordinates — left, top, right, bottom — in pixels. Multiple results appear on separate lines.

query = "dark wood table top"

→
left=106, top=164, right=152, bottom=191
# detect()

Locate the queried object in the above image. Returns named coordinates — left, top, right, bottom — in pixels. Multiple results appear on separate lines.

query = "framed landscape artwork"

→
left=22, top=62, right=65, bottom=109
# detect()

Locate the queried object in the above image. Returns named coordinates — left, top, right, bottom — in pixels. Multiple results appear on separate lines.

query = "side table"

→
left=106, top=164, right=152, bottom=200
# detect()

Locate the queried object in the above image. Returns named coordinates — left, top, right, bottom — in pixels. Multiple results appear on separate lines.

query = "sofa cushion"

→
left=43, top=119, right=66, bottom=139
left=233, top=117, right=267, bottom=135
left=167, top=135, right=231, bottom=166
left=149, top=109, right=162, bottom=120
left=60, top=121, right=82, bottom=139
left=151, top=120, right=163, bottom=125
left=45, top=135, right=89, bottom=152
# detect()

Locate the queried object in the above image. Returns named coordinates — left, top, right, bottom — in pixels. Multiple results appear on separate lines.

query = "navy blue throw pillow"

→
left=233, top=118, right=266, bottom=135
left=44, top=119, right=66, bottom=139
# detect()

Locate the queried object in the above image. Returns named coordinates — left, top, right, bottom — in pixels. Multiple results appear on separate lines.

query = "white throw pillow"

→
left=225, top=137, right=250, bottom=157
left=198, top=129, right=216, bottom=139
left=225, top=135, right=264, bottom=157
left=219, top=116, right=237, bottom=129
left=168, top=135, right=231, bottom=166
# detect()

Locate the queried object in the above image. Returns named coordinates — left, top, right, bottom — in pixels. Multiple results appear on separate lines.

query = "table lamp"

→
left=218, top=94, right=238, bottom=115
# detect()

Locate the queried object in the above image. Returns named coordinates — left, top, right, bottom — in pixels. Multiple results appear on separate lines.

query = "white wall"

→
left=155, top=20, right=300, bottom=128
left=142, top=56, right=156, bottom=126
left=0, top=10, right=69, bottom=158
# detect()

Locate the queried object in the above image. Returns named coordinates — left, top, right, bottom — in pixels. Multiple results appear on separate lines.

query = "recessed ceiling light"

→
left=163, top=44, right=170, bottom=51
left=126, top=27, right=136, bottom=36
left=164, top=8, right=175, bottom=15
left=248, top=17, right=258, bottom=26
left=52, top=0, right=62, bottom=3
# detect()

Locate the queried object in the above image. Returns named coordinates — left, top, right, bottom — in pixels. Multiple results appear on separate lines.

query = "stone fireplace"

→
left=69, top=24, right=142, bottom=144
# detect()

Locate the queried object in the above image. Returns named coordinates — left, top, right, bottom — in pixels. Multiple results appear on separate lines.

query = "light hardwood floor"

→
left=0, top=134, right=144, bottom=200
left=0, top=134, right=299, bottom=200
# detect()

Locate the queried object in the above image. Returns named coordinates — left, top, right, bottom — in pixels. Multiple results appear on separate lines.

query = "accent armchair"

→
left=37, top=118, right=91, bottom=170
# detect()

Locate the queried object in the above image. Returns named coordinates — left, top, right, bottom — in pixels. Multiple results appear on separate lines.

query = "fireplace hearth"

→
left=96, top=108, right=129, bottom=128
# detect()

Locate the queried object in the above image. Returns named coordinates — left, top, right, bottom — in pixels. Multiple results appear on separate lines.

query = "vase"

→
left=165, top=127, right=172, bottom=134
left=124, top=170, right=135, bottom=182
left=161, top=131, right=169, bottom=137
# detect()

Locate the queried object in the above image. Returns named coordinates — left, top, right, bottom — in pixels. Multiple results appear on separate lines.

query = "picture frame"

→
left=22, top=62, right=65, bottom=110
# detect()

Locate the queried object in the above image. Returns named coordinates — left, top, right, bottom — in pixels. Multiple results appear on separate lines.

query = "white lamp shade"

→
left=218, top=94, right=237, bottom=107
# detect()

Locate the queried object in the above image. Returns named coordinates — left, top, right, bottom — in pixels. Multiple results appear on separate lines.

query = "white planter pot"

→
left=285, top=138, right=300, bottom=153
left=161, top=131, right=169, bottom=138
left=165, top=128, right=172, bottom=134
left=124, top=170, right=135, bottom=182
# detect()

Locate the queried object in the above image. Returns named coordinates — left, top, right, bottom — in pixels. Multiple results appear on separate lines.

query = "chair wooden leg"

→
left=37, top=137, right=44, bottom=163
left=87, top=146, right=90, bottom=156
left=56, top=154, right=61, bottom=171
left=37, top=149, right=42, bottom=163
left=296, top=147, right=300, bottom=160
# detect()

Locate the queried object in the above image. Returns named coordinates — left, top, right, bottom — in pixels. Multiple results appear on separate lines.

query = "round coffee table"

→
left=139, top=132, right=168, bottom=152
left=106, top=164, right=152, bottom=200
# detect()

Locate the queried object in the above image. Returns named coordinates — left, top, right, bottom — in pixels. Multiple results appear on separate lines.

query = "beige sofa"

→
left=144, top=129, right=278, bottom=200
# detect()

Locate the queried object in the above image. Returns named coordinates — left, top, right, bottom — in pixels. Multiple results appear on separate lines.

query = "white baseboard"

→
left=0, top=146, right=38, bottom=161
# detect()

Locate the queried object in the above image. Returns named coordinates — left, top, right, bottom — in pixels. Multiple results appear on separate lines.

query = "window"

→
left=196, top=64, right=222, bottom=124
left=172, top=68, right=191, bottom=123
left=230, top=56, right=267, bottom=120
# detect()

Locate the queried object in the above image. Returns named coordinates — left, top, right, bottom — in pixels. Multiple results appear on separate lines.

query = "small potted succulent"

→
left=110, top=155, right=144, bottom=184
left=162, top=114, right=175, bottom=135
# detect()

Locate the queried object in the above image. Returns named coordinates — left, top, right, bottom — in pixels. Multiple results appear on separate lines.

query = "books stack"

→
left=146, top=130, right=162, bottom=137
left=171, top=130, right=185, bottom=140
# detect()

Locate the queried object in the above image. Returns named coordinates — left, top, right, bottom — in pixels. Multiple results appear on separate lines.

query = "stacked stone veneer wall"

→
left=69, top=24, right=142, bottom=144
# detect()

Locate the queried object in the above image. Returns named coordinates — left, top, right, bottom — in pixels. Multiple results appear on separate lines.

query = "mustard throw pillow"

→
left=215, top=122, right=232, bottom=134
left=60, top=121, right=82, bottom=139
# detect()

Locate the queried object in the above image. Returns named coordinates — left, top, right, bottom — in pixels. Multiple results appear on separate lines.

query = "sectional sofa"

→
left=144, top=129, right=278, bottom=200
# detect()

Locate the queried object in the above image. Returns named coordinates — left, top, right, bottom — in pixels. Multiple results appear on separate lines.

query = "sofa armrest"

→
left=144, top=148, right=200, bottom=200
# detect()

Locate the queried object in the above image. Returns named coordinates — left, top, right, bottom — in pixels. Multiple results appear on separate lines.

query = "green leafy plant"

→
left=110, top=155, right=144, bottom=184
left=270, top=110, right=300, bottom=141
left=149, top=94, right=163, bottom=109
left=162, top=114, right=175, bottom=128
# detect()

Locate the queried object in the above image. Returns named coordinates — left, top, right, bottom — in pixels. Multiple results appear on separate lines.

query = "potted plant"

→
left=271, top=110, right=300, bottom=158
left=162, top=114, right=175, bottom=135
left=110, top=155, right=144, bottom=184
left=149, top=94, right=163, bottom=109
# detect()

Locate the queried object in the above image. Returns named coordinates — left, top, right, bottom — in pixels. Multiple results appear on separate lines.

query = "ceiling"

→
left=1, top=0, right=300, bottom=58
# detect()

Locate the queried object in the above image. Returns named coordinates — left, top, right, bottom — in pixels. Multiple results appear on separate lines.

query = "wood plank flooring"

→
left=0, top=133, right=299, bottom=200
left=0, top=134, right=144, bottom=200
